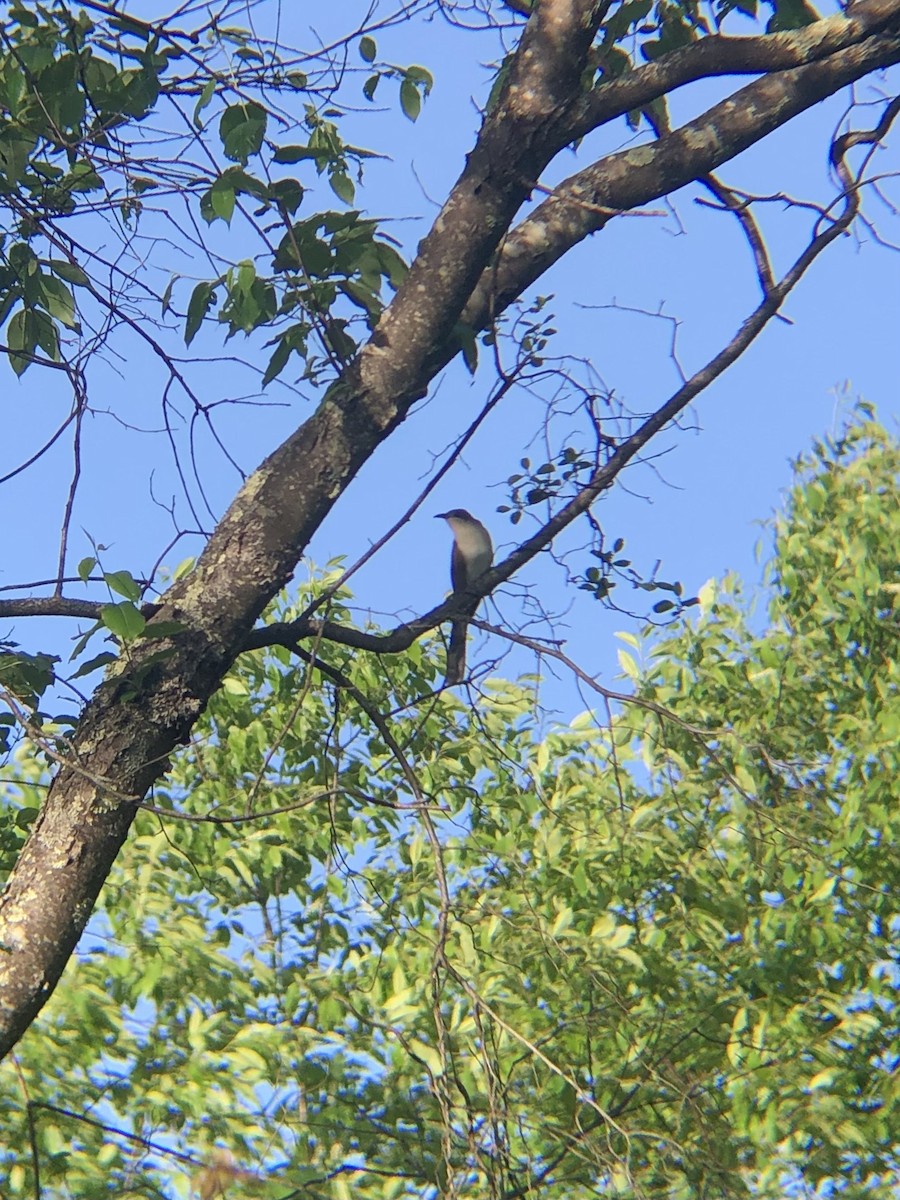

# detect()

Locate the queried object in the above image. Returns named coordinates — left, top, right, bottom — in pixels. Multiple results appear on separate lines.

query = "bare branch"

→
left=0, top=597, right=104, bottom=620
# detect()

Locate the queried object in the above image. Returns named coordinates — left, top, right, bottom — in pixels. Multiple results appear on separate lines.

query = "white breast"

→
left=450, top=519, right=493, bottom=581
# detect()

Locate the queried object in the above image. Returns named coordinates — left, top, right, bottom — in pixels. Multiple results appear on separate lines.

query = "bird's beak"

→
left=434, top=513, right=448, bottom=520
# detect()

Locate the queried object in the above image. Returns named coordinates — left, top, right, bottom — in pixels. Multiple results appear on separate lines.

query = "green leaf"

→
left=209, top=177, right=235, bottom=223
left=172, top=556, right=195, bottom=580
left=262, top=335, right=292, bottom=387
left=359, top=36, right=377, bottom=62
left=120, top=66, right=160, bottom=119
left=108, top=12, right=152, bottom=36
left=399, top=77, right=421, bottom=122
left=100, top=601, right=146, bottom=642
left=339, top=280, right=380, bottom=315
left=6, top=308, right=35, bottom=376
left=272, top=224, right=331, bottom=275
left=767, top=0, right=819, bottom=29
left=65, top=161, right=103, bottom=193
left=329, top=171, right=355, bottom=204
left=8, top=242, right=39, bottom=278
left=405, top=64, right=433, bottom=90
left=0, top=649, right=57, bottom=702
left=77, top=556, right=97, bottom=583
left=184, top=280, right=216, bottom=346
left=218, top=101, right=267, bottom=164
left=363, top=74, right=380, bottom=102
left=375, top=242, right=408, bottom=289
left=452, top=321, right=478, bottom=375
left=221, top=167, right=269, bottom=199
left=273, top=144, right=324, bottom=164
left=0, top=286, right=20, bottom=330
left=70, top=651, right=117, bottom=680
left=104, top=570, right=142, bottom=602
left=268, top=177, right=304, bottom=215
left=38, top=275, right=77, bottom=328
left=48, top=259, right=89, bottom=287
left=193, top=76, right=217, bottom=127
left=31, top=310, right=60, bottom=360
left=808, top=876, right=837, bottom=903
left=161, top=275, right=177, bottom=315
left=69, top=623, right=103, bottom=662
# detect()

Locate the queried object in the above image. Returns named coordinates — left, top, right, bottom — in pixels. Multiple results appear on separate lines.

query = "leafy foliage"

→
left=0, top=644, right=56, bottom=754
left=1, top=414, right=897, bottom=1197
left=0, top=3, right=415, bottom=384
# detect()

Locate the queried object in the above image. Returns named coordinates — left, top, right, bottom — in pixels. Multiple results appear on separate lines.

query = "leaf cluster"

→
left=0, top=4, right=422, bottom=384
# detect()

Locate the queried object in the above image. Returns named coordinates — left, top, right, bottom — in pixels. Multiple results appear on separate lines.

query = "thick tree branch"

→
left=463, top=22, right=900, bottom=326
left=0, top=598, right=105, bottom=621
left=571, top=0, right=900, bottom=140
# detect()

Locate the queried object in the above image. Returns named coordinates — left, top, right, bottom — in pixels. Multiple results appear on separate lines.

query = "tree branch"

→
left=572, top=0, right=900, bottom=140
left=463, top=23, right=900, bottom=328
left=0, top=597, right=103, bottom=621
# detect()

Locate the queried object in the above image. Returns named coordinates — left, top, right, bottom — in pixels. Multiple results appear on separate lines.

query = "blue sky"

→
left=2, top=2, right=898, bottom=721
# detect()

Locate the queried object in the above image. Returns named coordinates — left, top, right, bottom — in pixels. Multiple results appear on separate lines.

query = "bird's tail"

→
left=445, top=618, right=468, bottom=684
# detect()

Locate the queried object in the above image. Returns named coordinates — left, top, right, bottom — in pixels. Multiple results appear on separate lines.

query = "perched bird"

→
left=435, top=509, right=493, bottom=684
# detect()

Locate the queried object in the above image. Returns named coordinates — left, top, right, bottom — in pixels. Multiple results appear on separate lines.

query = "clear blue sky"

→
left=2, top=2, right=898, bottom=721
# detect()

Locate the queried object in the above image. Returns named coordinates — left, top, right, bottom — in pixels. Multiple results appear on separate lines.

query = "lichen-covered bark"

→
left=1, top=0, right=898, bottom=1057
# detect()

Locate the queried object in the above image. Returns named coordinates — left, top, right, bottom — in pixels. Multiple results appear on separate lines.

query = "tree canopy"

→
left=2, top=411, right=898, bottom=1197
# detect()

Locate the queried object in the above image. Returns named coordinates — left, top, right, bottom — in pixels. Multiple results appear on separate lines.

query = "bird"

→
left=435, top=509, right=493, bottom=684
